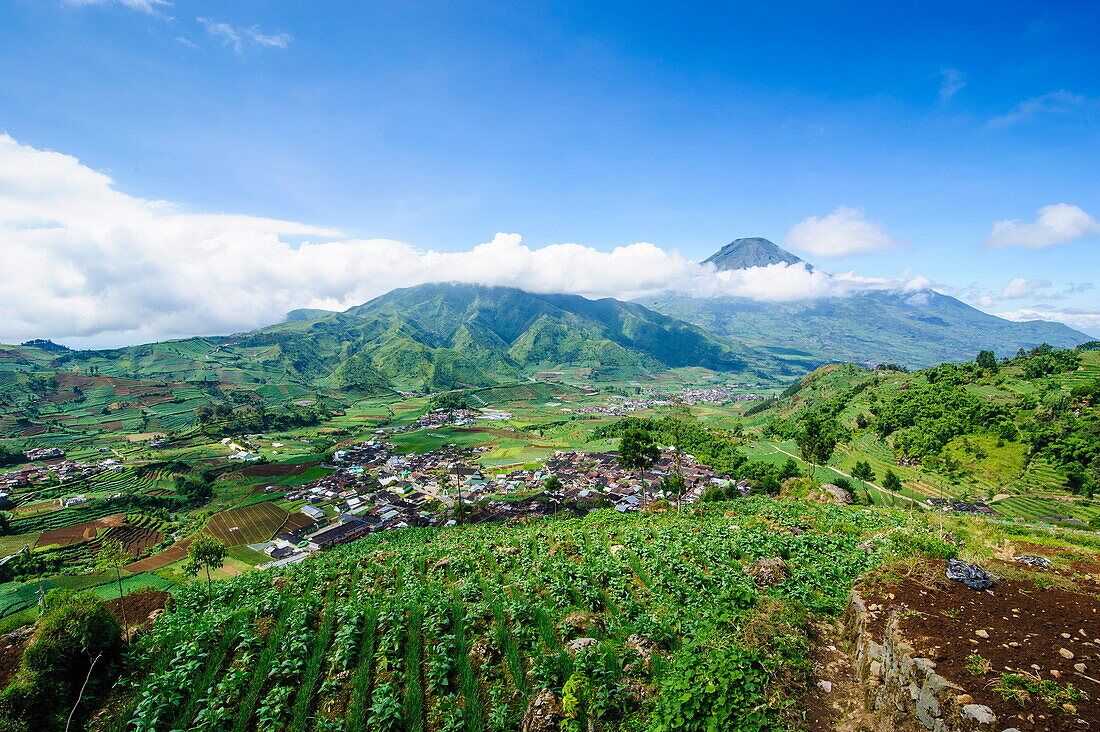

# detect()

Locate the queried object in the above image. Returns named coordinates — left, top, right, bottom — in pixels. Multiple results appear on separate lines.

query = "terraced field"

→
left=109, top=500, right=913, bottom=732
left=205, top=502, right=289, bottom=545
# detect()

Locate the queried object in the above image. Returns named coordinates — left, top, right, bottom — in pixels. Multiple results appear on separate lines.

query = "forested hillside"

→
left=746, top=342, right=1100, bottom=516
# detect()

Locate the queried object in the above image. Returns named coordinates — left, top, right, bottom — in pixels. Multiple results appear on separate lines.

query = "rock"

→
left=975, top=629, right=990, bottom=639
left=271, top=576, right=289, bottom=588
left=1074, top=663, right=1087, bottom=673
left=520, top=689, right=564, bottom=732
left=961, top=704, right=997, bottom=725
left=609, top=544, right=626, bottom=557
left=626, top=634, right=662, bottom=660
left=467, top=639, right=498, bottom=666
left=817, top=680, right=833, bottom=693
left=1062, top=703, right=1077, bottom=714
left=565, top=637, right=598, bottom=655
left=747, top=556, right=790, bottom=587
left=1058, top=648, right=1075, bottom=660
left=820, top=483, right=853, bottom=505
left=560, top=612, right=603, bottom=634
left=431, top=556, right=454, bottom=570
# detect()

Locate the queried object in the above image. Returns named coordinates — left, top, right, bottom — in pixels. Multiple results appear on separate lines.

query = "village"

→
left=252, top=439, right=735, bottom=565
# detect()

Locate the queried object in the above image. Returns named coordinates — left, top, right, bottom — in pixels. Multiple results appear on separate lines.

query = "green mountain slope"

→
left=641, top=239, right=1091, bottom=369
left=2, top=283, right=804, bottom=396
left=744, top=343, right=1100, bottom=522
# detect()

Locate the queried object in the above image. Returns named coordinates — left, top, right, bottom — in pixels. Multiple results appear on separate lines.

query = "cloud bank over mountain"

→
left=0, top=134, right=936, bottom=347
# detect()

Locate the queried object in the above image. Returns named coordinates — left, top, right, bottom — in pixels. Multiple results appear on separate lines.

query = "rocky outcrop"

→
left=747, top=557, right=790, bottom=587
left=845, top=592, right=998, bottom=732
left=520, top=689, right=564, bottom=732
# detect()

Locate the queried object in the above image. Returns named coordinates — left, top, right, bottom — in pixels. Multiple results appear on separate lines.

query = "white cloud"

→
left=0, top=135, right=942, bottom=348
left=998, top=277, right=1050, bottom=300
left=198, top=17, right=292, bottom=54
left=937, top=68, right=966, bottom=102
left=987, top=90, right=1093, bottom=129
left=64, top=0, right=170, bottom=13
left=983, top=203, right=1100, bottom=249
left=994, top=308, right=1100, bottom=338
left=783, top=206, right=903, bottom=258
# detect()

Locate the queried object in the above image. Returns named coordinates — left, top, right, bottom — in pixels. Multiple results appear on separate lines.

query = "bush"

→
left=0, top=591, right=122, bottom=731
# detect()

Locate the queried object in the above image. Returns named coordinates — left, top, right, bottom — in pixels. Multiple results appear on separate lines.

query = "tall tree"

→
left=619, top=429, right=660, bottom=507
left=95, top=538, right=129, bottom=622
left=185, top=535, right=228, bottom=609
left=976, top=350, right=998, bottom=372
left=795, top=412, right=841, bottom=478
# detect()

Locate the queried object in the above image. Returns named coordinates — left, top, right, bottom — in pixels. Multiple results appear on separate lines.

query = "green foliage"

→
left=0, top=591, right=122, bottom=732
left=428, top=391, right=469, bottom=412
left=618, top=429, right=660, bottom=474
left=650, top=646, right=770, bottom=731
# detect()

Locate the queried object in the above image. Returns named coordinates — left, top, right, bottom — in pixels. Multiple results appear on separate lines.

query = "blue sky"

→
left=0, top=0, right=1098, bottom=343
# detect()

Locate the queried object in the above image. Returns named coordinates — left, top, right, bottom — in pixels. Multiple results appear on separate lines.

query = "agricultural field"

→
left=104, top=500, right=922, bottom=732
left=205, top=502, right=289, bottom=546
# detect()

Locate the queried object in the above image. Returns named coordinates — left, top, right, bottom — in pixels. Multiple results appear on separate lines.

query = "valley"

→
left=0, top=276, right=1097, bottom=732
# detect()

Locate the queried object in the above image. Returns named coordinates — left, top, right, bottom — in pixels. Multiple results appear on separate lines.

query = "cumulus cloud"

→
left=983, top=203, right=1100, bottom=249
left=63, top=0, right=170, bottom=13
left=987, top=90, right=1093, bottom=129
left=0, top=135, right=934, bottom=348
left=198, top=17, right=292, bottom=54
left=937, top=68, right=966, bottom=102
left=994, top=308, right=1100, bottom=338
left=783, top=206, right=903, bottom=258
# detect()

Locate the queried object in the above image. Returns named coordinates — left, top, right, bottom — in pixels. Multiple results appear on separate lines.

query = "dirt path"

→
left=769, top=446, right=922, bottom=507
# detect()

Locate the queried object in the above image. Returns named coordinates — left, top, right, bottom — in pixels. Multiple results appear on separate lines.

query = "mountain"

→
left=13, top=283, right=804, bottom=394
left=702, top=237, right=807, bottom=270
left=640, top=240, right=1092, bottom=368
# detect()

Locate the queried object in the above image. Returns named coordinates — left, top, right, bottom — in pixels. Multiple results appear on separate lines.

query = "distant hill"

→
left=5, top=283, right=807, bottom=394
left=703, top=237, right=807, bottom=270
left=640, top=239, right=1091, bottom=368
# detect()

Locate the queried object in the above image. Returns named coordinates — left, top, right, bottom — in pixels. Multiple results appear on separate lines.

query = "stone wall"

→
left=844, top=591, right=999, bottom=732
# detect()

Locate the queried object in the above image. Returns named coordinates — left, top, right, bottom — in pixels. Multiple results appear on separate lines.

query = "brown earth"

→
left=103, top=590, right=169, bottom=627
left=860, top=551, right=1100, bottom=731
left=123, top=537, right=193, bottom=573
left=0, top=630, right=32, bottom=688
left=237, top=460, right=319, bottom=477
left=36, top=513, right=126, bottom=548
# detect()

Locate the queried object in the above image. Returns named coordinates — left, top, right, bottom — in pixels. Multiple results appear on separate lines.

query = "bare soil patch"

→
left=861, top=553, right=1100, bottom=731
left=0, top=630, right=31, bottom=688
left=237, top=460, right=319, bottom=477
left=36, top=513, right=126, bottom=548
left=104, top=590, right=169, bottom=627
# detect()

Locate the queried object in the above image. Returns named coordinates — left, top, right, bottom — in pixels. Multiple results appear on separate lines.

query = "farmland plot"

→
left=205, top=502, right=289, bottom=545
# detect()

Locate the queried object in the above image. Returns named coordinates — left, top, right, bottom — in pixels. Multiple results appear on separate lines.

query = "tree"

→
left=882, top=469, right=903, bottom=494
left=976, top=350, right=998, bottom=372
left=851, top=460, right=874, bottom=482
left=544, top=475, right=562, bottom=492
left=618, top=429, right=660, bottom=507
left=795, top=412, right=841, bottom=478
left=94, top=539, right=129, bottom=623
left=185, top=535, right=228, bottom=608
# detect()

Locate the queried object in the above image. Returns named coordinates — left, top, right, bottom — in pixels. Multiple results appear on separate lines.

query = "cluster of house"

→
left=925, top=497, right=1000, bottom=515
left=0, top=459, right=106, bottom=491
left=23, top=447, right=65, bottom=461
left=408, top=408, right=480, bottom=430
left=639, top=387, right=765, bottom=404
left=259, top=442, right=731, bottom=560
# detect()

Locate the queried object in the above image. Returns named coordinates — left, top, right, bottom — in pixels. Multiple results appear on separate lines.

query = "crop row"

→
left=118, top=499, right=913, bottom=732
